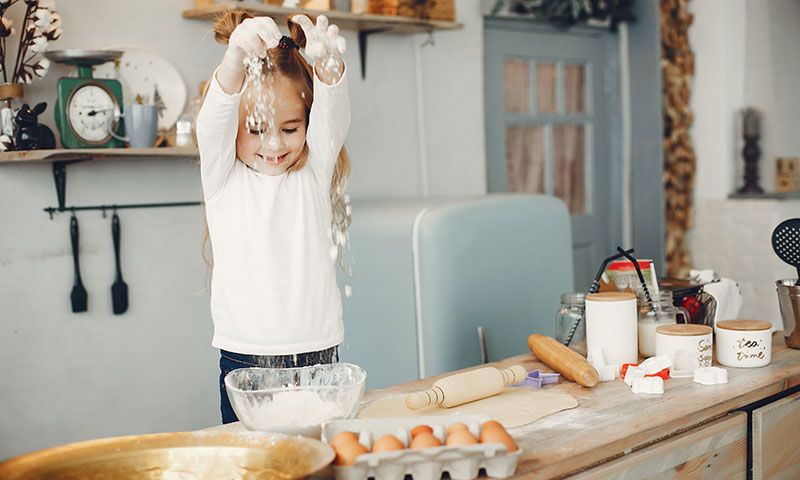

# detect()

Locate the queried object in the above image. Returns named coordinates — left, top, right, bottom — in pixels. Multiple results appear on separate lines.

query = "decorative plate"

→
left=94, top=46, right=187, bottom=131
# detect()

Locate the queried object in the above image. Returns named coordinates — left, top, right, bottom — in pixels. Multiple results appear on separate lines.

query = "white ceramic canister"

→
left=655, top=324, right=713, bottom=369
left=585, top=292, right=638, bottom=365
left=715, top=320, right=773, bottom=368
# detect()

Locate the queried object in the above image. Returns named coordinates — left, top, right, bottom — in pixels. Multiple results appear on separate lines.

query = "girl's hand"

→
left=222, top=17, right=282, bottom=72
left=216, top=17, right=281, bottom=94
left=291, top=14, right=346, bottom=84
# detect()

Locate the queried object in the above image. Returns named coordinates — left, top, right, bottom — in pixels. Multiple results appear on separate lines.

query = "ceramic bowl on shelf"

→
left=225, top=363, right=366, bottom=437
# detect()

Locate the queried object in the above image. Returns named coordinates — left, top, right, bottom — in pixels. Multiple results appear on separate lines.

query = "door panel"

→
left=752, top=390, right=800, bottom=479
left=485, top=20, right=621, bottom=289
left=573, top=413, right=747, bottom=479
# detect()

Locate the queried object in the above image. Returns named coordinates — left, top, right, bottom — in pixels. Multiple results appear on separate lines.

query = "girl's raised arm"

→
left=292, top=15, right=350, bottom=176
left=197, top=15, right=281, bottom=201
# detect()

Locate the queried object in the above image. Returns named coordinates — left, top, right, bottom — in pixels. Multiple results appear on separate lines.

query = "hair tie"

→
left=278, top=35, right=299, bottom=50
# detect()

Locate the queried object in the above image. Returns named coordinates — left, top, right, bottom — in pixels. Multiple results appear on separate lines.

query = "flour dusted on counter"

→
left=238, top=389, right=346, bottom=431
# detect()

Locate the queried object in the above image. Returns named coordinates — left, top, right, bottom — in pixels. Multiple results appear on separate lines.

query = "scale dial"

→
left=66, top=83, right=119, bottom=145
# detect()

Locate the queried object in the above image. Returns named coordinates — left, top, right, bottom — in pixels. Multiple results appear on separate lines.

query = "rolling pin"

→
left=527, top=334, right=599, bottom=387
left=405, top=365, right=527, bottom=410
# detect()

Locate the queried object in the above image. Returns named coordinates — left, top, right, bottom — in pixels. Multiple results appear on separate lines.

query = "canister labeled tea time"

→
left=585, top=292, right=638, bottom=365
left=715, top=320, right=773, bottom=368
left=655, top=324, right=713, bottom=369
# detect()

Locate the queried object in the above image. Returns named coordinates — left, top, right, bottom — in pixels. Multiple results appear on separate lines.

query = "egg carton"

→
left=322, top=414, right=522, bottom=480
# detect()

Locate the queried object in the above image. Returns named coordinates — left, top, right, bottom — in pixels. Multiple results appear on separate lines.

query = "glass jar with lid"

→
left=637, top=290, right=691, bottom=357
left=555, top=292, right=587, bottom=356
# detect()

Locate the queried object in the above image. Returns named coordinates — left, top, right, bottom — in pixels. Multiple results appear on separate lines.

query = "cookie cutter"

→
left=587, top=348, right=618, bottom=382
left=631, top=376, right=665, bottom=395
left=513, top=369, right=560, bottom=388
left=693, top=366, right=728, bottom=385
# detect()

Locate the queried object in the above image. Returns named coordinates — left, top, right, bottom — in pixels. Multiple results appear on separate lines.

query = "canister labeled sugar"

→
left=655, top=324, right=713, bottom=369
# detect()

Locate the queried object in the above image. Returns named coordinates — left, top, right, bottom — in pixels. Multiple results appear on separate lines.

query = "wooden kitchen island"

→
left=362, top=333, right=800, bottom=479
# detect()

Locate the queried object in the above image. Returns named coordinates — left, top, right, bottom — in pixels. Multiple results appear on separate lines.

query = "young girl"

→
left=197, top=11, right=351, bottom=423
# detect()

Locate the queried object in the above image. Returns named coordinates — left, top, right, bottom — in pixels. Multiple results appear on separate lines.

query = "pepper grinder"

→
left=736, top=107, right=764, bottom=195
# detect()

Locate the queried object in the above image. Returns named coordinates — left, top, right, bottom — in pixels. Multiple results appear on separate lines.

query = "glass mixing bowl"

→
left=224, top=363, right=367, bottom=437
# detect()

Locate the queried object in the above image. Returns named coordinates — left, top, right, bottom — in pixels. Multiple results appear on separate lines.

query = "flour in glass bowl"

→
left=236, top=389, right=346, bottom=436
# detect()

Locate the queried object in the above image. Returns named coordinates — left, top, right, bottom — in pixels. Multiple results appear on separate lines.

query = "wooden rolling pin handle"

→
left=527, top=334, right=599, bottom=387
left=405, top=386, right=444, bottom=411
left=405, top=365, right=529, bottom=411
left=503, top=365, right=529, bottom=385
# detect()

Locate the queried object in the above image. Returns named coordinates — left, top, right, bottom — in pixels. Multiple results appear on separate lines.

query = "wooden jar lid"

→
left=586, top=292, right=636, bottom=302
left=656, top=324, right=713, bottom=336
left=716, top=320, right=772, bottom=332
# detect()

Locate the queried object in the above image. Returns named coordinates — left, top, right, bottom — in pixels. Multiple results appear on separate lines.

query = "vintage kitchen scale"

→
left=44, top=49, right=125, bottom=148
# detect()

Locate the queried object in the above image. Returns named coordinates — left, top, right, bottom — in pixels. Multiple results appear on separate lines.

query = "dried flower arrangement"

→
left=0, top=0, right=62, bottom=85
left=0, top=0, right=61, bottom=151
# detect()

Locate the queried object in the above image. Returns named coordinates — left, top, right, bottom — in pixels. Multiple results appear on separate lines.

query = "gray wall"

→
left=0, top=0, right=484, bottom=459
left=627, top=0, right=664, bottom=271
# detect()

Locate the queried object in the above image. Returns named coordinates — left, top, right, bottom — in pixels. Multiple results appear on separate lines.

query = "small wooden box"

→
left=368, top=0, right=456, bottom=21
left=776, top=157, right=800, bottom=193
left=777, top=157, right=799, bottom=176
left=776, top=176, right=794, bottom=193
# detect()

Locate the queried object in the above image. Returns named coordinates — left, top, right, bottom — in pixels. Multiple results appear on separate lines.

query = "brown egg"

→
left=479, top=421, right=518, bottom=452
left=410, top=424, right=433, bottom=438
left=445, top=428, right=479, bottom=446
left=333, top=440, right=369, bottom=466
left=445, top=422, right=469, bottom=435
left=330, top=431, right=360, bottom=448
left=409, top=431, right=442, bottom=449
left=481, top=420, right=504, bottom=432
left=372, top=434, right=405, bottom=453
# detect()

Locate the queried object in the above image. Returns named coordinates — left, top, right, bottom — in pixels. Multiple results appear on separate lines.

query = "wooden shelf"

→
left=182, top=2, right=463, bottom=33
left=0, top=147, right=199, bottom=164
left=729, top=191, right=800, bottom=200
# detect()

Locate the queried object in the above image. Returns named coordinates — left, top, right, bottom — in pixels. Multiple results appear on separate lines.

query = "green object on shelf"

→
left=47, top=50, right=126, bottom=149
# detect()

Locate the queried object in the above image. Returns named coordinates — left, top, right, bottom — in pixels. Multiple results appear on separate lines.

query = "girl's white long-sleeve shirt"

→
left=196, top=68, right=350, bottom=355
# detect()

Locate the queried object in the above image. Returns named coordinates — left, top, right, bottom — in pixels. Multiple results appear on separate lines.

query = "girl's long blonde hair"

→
left=202, top=11, right=352, bottom=281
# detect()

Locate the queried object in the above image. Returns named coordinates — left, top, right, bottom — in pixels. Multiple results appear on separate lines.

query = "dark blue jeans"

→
left=218, top=346, right=339, bottom=424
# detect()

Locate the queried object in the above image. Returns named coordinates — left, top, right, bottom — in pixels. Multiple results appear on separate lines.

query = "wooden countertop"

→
left=363, top=333, right=800, bottom=479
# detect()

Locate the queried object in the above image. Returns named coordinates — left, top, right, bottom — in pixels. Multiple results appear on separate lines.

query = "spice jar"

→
left=555, top=293, right=586, bottom=356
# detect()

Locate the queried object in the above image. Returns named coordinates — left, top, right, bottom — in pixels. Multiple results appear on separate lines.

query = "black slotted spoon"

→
left=772, top=218, right=800, bottom=286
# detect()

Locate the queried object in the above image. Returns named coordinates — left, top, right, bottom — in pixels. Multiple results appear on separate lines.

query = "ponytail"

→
left=212, top=10, right=252, bottom=45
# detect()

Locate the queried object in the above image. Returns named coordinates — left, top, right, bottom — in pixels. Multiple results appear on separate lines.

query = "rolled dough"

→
left=358, top=388, right=577, bottom=428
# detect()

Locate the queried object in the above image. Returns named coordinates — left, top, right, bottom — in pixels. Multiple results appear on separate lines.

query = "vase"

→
left=0, top=82, right=22, bottom=139
left=0, top=82, right=23, bottom=108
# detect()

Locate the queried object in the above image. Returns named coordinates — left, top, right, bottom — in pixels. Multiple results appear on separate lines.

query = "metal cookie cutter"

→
left=514, top=370, right=560, bottom=388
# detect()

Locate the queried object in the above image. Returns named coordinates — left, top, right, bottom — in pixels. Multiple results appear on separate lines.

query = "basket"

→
left=368, top=0, right=456, bottom=21
left=659, top=277, right=718, bottom=327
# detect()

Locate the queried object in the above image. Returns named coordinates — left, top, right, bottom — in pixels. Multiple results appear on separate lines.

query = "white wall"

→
left=0, top=0, right=485, bottom=459
left=691, top=0, right=800, bottom=199
left=743, top=0, right=800, bottom=192
left=689, top=0, right=746, bottom=201
left=689, top=0, right=799, bottom=321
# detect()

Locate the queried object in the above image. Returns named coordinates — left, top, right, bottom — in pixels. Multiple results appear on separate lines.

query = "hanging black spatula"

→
left=111, top=211, right=128, bottom=314
left=772, top=218, right=800, bottom=286
left=69, top=213, right=88, bottom=313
